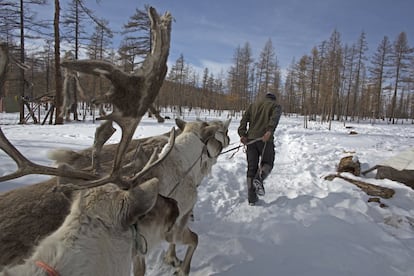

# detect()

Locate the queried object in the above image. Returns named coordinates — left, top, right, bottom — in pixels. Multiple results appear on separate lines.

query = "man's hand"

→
left=240, top=136, right=248, bottom=145
left=262, top=131, right=272, bottom=142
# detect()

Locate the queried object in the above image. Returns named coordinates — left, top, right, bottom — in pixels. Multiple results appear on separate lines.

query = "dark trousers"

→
left=246, top=140, right=275, bottom=178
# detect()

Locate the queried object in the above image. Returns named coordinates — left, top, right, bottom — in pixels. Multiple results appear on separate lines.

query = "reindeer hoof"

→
left=164, top=255, right=182, bottom=267
left=173, top=268, right=188, bottom=276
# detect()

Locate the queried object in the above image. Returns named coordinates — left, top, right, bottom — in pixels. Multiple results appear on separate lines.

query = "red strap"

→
left=35, top=261, right=60, bottom=276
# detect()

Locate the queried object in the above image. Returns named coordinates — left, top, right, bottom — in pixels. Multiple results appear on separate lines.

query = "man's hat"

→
left=265, top=93, right=276, bottom=100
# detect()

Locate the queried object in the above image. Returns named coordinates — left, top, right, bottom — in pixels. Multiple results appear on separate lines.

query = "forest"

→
left=0, top=0, right=413, bottom=126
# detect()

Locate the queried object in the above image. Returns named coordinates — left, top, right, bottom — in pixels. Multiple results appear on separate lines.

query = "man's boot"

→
left=253, top=164, right=272, bottom=196
left=247, top=177, right=258, bottom=206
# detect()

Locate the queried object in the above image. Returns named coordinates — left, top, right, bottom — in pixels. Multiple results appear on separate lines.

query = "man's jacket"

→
left=238, top=94, right=282, bottom=140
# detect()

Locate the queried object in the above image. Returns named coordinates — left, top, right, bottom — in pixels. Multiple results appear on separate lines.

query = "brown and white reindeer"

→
left=50, top=117, right=231, bottom=276
left=155, top=118, right=230, bottom=276
left=0, top=179, right=162, bottom=276
left=0, top=6, right=176, bottom=276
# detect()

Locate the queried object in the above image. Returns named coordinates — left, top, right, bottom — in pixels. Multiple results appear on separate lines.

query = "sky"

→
left=28, top=0, right=414, bottom=77
left=77, top=0, right=414, bottom=76
left=1, top=110, right=414, bottom=275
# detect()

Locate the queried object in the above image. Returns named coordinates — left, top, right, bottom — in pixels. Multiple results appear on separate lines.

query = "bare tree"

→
left=255, top=39, right=275, bottom=96
left=62, top=0, right=90, bottom=57
left=296, top=55, right=310, bottom=127
left=389, top=32, right=413, bottom=124
left=369, top=36, right=392, bottom=121
left=308, top=47, right=319, bottom=121
left=351, top=31, right=368, bottom=121
left=168, top=54, right=187, bottom=115
left=0, top=1, right=19, bottom=43
left=120, top=5, right=151, bottom=72
left=228, top=42, right=254, bottom=111
left=326, top=30, right=342, bottom=129
left=0, top=0, right=48, bottom=123
left=54, top=0, right=63, bottom=124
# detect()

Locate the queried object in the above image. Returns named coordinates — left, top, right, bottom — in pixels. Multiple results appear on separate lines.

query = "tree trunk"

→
left=54, top=0, right=63, bottom=124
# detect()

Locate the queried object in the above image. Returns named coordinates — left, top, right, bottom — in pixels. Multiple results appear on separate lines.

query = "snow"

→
left=1, top=111, right=414, bottom=276
left=379, top=147, right=414, bottom=171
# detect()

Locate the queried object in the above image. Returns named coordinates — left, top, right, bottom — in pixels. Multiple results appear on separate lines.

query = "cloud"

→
left=199, top=59, right=232, bottom=76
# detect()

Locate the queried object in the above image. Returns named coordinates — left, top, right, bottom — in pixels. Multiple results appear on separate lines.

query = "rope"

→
left=220, top=138, right=262, bottom=157
left=167, top=145, right=207, bottom=197
left=35, top=261, right=59, bottom=276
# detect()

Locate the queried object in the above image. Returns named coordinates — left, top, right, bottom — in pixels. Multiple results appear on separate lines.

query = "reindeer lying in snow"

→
left=50, top=118, right=231, bottom=276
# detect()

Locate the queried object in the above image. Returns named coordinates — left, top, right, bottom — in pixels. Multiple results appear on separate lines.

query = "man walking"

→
left=238, top=93, right=282, bottom=206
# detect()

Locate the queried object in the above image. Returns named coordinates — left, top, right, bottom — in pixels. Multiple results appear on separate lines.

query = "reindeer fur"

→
left=145, top=118, right=230, bottom=276
left=0, top=119, right=229, bottom=276
left=0, top=179, right=160, bottom=276
left=49, top=118, right=230, bottom=275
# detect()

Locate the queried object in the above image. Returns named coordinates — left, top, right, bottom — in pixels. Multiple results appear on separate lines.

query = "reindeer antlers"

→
left=0, top=127, right=97, bottom=182
left=0, top=7, right=173, bottom=191
left=61, top=7, right=172, bottom=175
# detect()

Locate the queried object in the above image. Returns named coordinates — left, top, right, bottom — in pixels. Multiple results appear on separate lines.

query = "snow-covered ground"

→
left=1, top=111, right=413, bottom=276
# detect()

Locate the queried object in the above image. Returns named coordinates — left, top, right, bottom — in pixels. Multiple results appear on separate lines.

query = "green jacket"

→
left=238, top=95, right=282, bottom=140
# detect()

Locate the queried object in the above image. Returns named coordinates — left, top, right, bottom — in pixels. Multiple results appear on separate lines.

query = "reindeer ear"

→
left=124, top=178, right=159, bottom=226
left=175, top=118, right=186, bottom=131
left=201, top=125, right=219, bottom=142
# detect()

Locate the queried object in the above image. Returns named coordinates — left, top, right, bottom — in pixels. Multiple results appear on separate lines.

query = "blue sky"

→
left=44, top=0, right=414, bottom=75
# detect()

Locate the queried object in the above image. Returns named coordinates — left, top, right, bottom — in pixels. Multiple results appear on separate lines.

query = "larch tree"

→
left=61, top=0, right=92, bottom=121
left=1, top=0, right=48, bottom=123
left=168, top=54, right=188, bottom=115
left=368, top=36, right=392, bottom=121
left=308, top=47, right=319, bottom=121
left=351, top=31, right=368, bottom=121
left=299, top=55, right=310, bottom=127
left=87, top=18, right=113, bottom=119
left=54, top=0, right=63, bottom=124
left=255, top=38, right=277, bottom=98
left=120, top=6, right=151, bottom=72
left=326, top=29, right=342, bottom=129
left=228, top=42, right=254, bottom=111
left=62, top=0, right=90, bottom=59
left=342, top=44, right=356, bottom=121
left=389, top=32, right=413, bottom=124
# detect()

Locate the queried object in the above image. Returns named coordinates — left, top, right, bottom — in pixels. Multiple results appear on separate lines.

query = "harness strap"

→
left=220, top=137, right=262, bottom=157
left=167, top=145, right=207, bottom=197
left=131, top=223, right=148, bottom=255
left=35, top=261, right=59, bottom=276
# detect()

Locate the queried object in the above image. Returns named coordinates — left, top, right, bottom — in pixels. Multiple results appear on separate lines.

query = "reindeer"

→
left=0, top=179, right=162, bottom=276
left=0, top=6, right=176, bottom=275
left=151, top=118, right=230, bottom=276
left=49, top=118, right=231, bottom=276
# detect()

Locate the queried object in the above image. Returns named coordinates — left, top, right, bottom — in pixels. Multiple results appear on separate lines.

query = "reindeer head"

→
left=74, top=178, right=159, bottom=231
left=175, top=118, right=231, bottom=158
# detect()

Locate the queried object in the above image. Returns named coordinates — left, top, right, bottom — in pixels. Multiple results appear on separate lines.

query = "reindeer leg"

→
left=163, top=210, right=198, bottom=276
left=175, top=227, right=198, bottom=276
left=132, top=254, right=146, bottom=276
left=164, top=243, right=181, bottom=267
left=92, top=120, right=116, bottom=174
